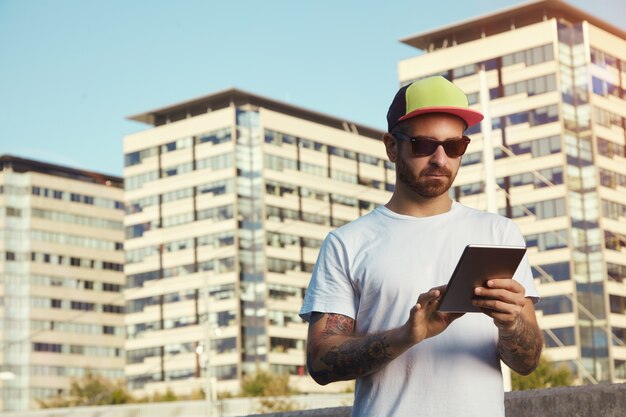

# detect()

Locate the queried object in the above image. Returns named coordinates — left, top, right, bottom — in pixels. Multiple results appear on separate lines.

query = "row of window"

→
left=544, top=326, right=576, bottom=348
left=266, top=205, right=350, bottom=228
left=29, top=251, right=123, bottom=271
left=31, top=186, right=123, bottom=210
left=492, top=104, right=559, bottom=130
left=268, top=309, right=304, bottom=327
left=608, top=263, right=626, bottom=283
left=602, top=199, right=626, bottom=221
left=592, top=76, right=623, bottom=99
left=31, top=274, right=121, bottom=292
left=501, top=198, right=566, bottom=220
left=599, top=168, right=626, bottom=189
left=605, top=230, right=626, bottom=252
left=125, top=153, right=234, bottom=192
left=431, top=44, right=554, bottom=84
left=590, top=47, right=623, bottom=71
left=267, top=231, right=323, bottom=250
left=30, top=365, right=124, bottom=379
left=461, top=134, right=561, bottom=167
left=125, top=127, right=232, bottom=167
left=127, top=364, right=237, bottom=390
left=126, top=256, right=236, bottom=288
left=270, top=336, right=304, bottom=353
left=30, top=207, right=123, bottom=230
left=266, top=178, right=382, bottom=208
left=525, top=229, right=569, bottom=251
left=31, top=297, right=124, bottom=314
left=126, top=230, right=235, bottom=264
left=127, top=310, right=237, bottom=341
left=594, top=106, right=624, bottom=130
left=31, top=229, right=122, bottom=251
left=268, top=283, right=304, bottom=301
left=32, top=320, right=123, bottom=336
left=597, top=138, right=626, bottom=159
left=267, top=257, right=314, bottom=274
left=33, top=342, right=123, bottom=357
left=265, top=129, right=390, bottom=169
left=126, top=204, right=234, bottom=239
left=490, top=74, right=557, bottom=101
left=496, top=166, right=564, bottom=189
left=532, top=261, right=570, bottom=283
left=495, top=135, right=562, bottom=159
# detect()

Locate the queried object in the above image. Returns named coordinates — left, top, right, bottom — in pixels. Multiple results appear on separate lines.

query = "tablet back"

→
left=438, top=245, right=527, bottom=313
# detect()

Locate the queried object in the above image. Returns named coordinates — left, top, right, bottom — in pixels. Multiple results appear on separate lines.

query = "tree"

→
left=240, top=370, right=299, bottom=413
left=38, top=371, right=133, bottom=408
left=511, top=355, right=575, bottom=391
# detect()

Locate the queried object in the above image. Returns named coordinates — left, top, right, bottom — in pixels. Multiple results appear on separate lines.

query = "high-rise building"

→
left=397, top=0, right=626, bottom=383
left=0, top=155, right=126, bottom=411
left=123, top=89, right=390, bottom=396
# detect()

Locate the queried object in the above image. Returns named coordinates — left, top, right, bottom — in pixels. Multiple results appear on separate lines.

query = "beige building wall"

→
left=0, top=156, right=125, bottom=411
left=123, top=91, right=391, bottom=398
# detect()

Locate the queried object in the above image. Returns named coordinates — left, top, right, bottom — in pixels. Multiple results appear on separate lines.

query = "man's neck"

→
left=385, top=192, right=453, bottom=218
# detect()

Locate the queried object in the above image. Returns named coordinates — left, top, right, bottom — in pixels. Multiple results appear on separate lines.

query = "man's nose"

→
left=429, top=144, right=448, bottom=166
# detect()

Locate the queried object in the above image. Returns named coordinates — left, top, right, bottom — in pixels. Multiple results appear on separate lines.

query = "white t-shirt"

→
left=300, top=202, right=538, bottom=417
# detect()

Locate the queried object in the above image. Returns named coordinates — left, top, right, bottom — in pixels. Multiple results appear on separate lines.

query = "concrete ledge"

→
left=249, top=383, right=626, bottom=417
left=504, top=382, right=626, bottom=417
left=247, top=407, right=350, bottom=417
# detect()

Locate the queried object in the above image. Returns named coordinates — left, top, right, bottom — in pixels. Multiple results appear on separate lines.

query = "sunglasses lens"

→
left=411, top=137, right=469, bottom=157
left=443, top=140, right=468, bottom=157
left=411, top=139, right=439, bottom=156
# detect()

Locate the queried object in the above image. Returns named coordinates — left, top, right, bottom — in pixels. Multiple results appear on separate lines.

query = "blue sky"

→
left=1, top=0, right=624, bottom=176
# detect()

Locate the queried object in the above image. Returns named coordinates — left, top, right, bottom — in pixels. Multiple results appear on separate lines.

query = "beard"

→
left=395, top=152, right=457, bottom=199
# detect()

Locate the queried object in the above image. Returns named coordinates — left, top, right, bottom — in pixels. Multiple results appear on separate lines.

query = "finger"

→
left=473, top=297, right=521, bottom=314
left=474, top=287, right=526, bottom=307
left=417, top=289, right=441, bottom=305
left=484, top=278, right=525, bottom=294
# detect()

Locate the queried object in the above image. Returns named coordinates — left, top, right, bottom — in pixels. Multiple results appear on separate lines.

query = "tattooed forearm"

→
left=498, top=317, right=543, bottom=375
left=319, top=334, right=392, bottom=381
left=307, top=313, right=397, bottom=384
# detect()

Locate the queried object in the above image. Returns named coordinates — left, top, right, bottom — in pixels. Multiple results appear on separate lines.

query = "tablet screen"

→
left=437, top=244, right=526, bottom=313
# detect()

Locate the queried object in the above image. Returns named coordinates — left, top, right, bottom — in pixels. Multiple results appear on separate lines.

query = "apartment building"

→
left=397, top=0, right=626, bottom=383
left=0, top=155, right=126, bottom=411
left=123, top=89, right=391, bottom=397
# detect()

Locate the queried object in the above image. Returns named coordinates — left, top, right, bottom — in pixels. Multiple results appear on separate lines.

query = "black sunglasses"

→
left=392, top=132, right=471, bottom=158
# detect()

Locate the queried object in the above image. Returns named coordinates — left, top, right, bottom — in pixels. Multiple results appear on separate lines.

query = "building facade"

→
left=0, top=156, right=126, bottom=411
left=397, top=0, right=626, bottom=383
left=123, top=90, right=391, bottom=397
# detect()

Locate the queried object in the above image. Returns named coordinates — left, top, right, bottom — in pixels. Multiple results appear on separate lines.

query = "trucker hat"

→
left=386, top=76, right=484, bottom=132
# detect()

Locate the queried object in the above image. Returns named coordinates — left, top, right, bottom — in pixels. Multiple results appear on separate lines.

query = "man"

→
left=300, top=76, right=542, bottom=417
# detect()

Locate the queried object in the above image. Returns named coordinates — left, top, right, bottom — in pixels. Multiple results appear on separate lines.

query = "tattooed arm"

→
left=306, top=287, right=464, bottom=385
left=473, top=279, right=543, bottom=375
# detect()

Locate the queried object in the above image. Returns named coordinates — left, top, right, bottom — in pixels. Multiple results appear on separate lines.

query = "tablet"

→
left=437, top=244, right=527, bottom=313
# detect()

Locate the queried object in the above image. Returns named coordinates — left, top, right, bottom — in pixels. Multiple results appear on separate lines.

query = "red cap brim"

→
left=398, top=106, right=484, bottom=128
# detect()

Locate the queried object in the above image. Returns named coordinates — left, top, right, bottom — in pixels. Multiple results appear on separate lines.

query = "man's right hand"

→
left=403, top=285, right=465, bottom=345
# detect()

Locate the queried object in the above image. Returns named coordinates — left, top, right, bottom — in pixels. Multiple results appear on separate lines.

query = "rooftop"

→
left=400, top=0, right=626, bottom=51
left=127, top=88, right=384, bottom=140
left=0, top=155, right=123, bottom=188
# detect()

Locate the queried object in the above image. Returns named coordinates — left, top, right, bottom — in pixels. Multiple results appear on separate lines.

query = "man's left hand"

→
left=472, top=278, right=526, bottom=332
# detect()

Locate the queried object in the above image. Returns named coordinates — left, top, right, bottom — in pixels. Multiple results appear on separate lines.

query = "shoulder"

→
left=453, top=202, right=523, bottom=242
left=330, top=206, right=389, bottom=244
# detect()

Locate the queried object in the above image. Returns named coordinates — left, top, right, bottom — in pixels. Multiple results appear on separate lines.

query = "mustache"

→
left=420, top=167, right=452, bottom=177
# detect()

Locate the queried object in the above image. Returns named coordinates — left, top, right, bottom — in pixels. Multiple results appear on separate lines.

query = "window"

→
left=537, top=295, right=573, bottom=315
left=532, top=262, right=570, bottom=282
left=544, top=327, right=576, bottom=347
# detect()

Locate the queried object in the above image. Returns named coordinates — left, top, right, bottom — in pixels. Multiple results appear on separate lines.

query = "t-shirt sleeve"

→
left=299, top=231, right=357, bottom=322
left=503, top=219, right=539, bottom=303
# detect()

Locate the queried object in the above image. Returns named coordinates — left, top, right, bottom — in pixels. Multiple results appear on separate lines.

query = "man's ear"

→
left=383, top=133, right=399, bottom=163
